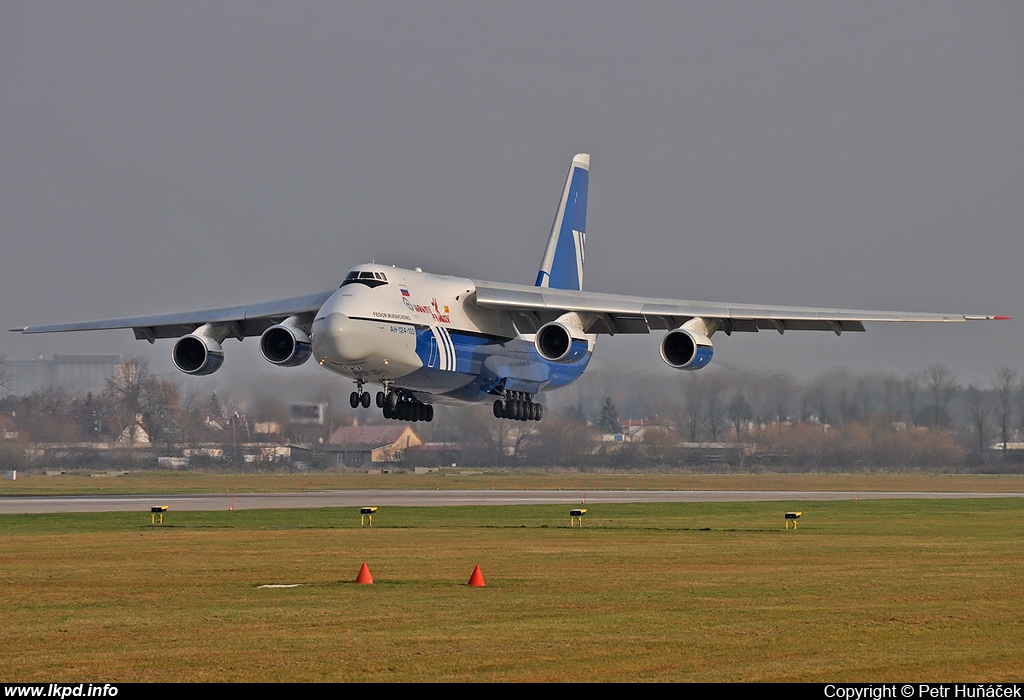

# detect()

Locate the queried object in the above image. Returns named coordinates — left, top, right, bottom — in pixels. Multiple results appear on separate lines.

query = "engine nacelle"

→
left=660, top=320, right=714, bottom=371
left=535, top=313, right=589, bottom=364
left=260, top=324, right=312, bottom=367
left=172, top=333, right=225, bottom=376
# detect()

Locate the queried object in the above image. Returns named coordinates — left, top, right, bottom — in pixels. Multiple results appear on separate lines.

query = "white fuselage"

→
left=310, top=265, right=593, bottom=404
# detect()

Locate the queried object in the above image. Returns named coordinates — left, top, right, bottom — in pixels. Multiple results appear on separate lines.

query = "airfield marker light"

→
left=150, top=505, right=168, bottom=525
left=570, top=508, right=586, bottom=527
left=355, top=561, right=373, bottom=584
left=467, top=564, right=486, bottom=587
left=360, top=506, right=378, bottom=526
left=785, top=512, right=802, bottom=529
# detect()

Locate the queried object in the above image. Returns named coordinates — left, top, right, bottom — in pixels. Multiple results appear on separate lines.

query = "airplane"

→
left=13, top=154, right=1009, bottom=423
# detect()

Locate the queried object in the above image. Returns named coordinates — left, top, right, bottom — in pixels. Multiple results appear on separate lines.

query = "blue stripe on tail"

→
left=536, top=154, right=589, bottom=291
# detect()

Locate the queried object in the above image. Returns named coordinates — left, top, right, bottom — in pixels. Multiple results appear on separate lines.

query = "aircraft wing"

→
left=12, top=291, right=335, bottom=342
left=471, top=280, right=1006, bottom=336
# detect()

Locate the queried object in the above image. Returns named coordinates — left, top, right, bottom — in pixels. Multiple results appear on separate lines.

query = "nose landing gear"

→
left=349, top=380, right=372, bottom=409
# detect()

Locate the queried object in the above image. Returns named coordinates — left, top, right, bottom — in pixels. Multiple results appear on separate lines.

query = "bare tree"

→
left=963, top=384, right=992, bottom=461
left=924, top=364, right=956, bottom=428
left=682, top=374, right=706, bottom=441
left=993, top=366, right=1017, bottom=457
left=101, top=357, right=181, bottom=446
left=728, top=391, right=752, bottom=438
left=903, top=372, right=922, bottom=427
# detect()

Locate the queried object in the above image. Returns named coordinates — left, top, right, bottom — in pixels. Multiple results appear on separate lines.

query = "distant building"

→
left=310, top=424, right=422, bottom=467
left=291, top=403, right=327, bottom=425
left=4, top=354, right=123, bottom=396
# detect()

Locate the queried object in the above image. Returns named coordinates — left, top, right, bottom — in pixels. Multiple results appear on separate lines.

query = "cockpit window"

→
left=341, top=271, right=388, bottom=289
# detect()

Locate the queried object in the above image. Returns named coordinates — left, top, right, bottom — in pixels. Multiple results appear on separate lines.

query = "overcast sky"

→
left=2, top=1, right=1021, bottom=394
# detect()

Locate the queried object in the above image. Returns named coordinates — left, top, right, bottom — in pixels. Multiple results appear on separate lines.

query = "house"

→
left=320, top=424, right=422, bottom=467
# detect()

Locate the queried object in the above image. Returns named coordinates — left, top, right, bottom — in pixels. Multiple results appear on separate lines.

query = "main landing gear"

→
left=380, top=389, right=433, bottom=422
left=494, top=391, right=543, bottom=422
left=352, top=381, right=433, bottom=423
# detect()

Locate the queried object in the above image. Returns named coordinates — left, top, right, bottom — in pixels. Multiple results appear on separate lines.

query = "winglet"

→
left=535, top=154, right=589, bottom=290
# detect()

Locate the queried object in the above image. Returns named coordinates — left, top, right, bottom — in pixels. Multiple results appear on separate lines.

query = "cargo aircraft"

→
left=13, top=154, right=1009, bottom=423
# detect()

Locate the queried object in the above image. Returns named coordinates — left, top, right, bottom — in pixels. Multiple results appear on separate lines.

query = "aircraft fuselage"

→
left=310, top=264, right=595, bottom=405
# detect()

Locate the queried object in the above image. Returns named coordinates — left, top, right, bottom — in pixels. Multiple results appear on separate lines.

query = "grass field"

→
left=3, top=497, right=1023, bottom=681
left=4, top=470, right=1024, bottom=496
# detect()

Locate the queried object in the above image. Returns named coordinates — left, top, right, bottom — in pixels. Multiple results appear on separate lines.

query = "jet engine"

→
left=660, top=318, right=714, bottom=371
left=535, top=312, right=589, bottom=364
left=260, top=323, right=312, bottom=367
left=171, top=333, right=224, bottom=376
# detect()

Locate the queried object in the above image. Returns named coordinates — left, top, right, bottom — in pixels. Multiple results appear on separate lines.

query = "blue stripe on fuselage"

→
left=408, top=325, right=591, bottom=402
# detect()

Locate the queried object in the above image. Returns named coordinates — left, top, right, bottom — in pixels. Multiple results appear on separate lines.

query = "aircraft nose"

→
left=311, top=312, right=379, bottom=364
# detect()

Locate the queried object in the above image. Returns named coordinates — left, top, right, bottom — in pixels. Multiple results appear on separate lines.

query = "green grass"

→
left=2, top=499, right=1023, bottom=681
left=4, top=470, right=1024, bottom=496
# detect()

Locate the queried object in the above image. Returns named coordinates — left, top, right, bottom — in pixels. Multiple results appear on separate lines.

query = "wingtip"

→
left=573, top=153, right=590, bottom=170
left=994, top=315, right=1012, bottom=320
left=9, top=326, right=27, bottom=333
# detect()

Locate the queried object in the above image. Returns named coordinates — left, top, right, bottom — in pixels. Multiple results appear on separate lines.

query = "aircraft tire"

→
left=425, top=405, right=434, bottom=422
left=493, top=400, right=503, bottom=418
left=361, top=392, right=371, bottom=409
left=376, top=391, right=385, bottom=408
left=383, top=404, right=393, bottom=419
left=349, top=391, right=359, bottom=409
left=533, top=404, right=543, bottom=421
left=387, top=391, right=399, bottom=410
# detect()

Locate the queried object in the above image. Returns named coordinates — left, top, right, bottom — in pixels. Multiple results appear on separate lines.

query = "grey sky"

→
left=2, top=2, right=1021, bottom=392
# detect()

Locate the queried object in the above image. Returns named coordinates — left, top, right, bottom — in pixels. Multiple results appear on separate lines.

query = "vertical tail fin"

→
left=535, top=153, right=589, bottom=290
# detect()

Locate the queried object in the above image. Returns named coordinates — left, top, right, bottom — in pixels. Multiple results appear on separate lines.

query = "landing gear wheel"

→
left=425, top=405, right=434, bottom=422
left=493, top=400, right=503, bottom=418
left=383, top=404, right=393, bottom=419
left=533, top=404, right=543, bottom=421
left=361, top=392, right=371, bottom=408
left=376, top=391, right=385, bottom=408
left=349, top=391, right=359, bottom=409
left=387, top=391, right=399, bottom=410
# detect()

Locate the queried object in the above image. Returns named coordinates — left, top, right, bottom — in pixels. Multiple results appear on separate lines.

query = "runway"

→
left=2, top=489, right=1022, bottom=514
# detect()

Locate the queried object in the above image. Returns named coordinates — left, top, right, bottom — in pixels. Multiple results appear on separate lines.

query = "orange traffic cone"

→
left=355, top=561, right=373, bottom=584
left=467, top=564, right=485, bottom=587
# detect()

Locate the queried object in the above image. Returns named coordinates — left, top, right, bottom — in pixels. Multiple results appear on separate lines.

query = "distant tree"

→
left=728, top=391, right=753, bottom=437
left=993, top=366, right=1017, bottom=457
left=880, top=375, right=904, bottom=420
left=683, top=374, right=706, bottom=441
left=12, top=387, right=82, bottom=443
left=207, top=392, right=222, bottom=418
left=705, top=387, right=726, bottom=442
left=903, top=372, right=922, bottom=427
left=101, top=357, right=182, bottom=446
left=764, top=372, right=795, bottom=429
left=963, top=384, right=992, bottom=460
left=530, top=417, right=596, bottom=467
left=924, top=364, right=956, bottom=428
left=597, top=398, right=620, bottom=434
